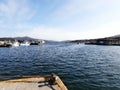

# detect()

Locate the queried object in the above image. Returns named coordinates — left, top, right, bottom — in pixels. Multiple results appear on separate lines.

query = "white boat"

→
left=39, top=40, right=45, bottom=45
left=20, top=41, right=30, bottom=46
left=12, top=41, right=20, bottom=47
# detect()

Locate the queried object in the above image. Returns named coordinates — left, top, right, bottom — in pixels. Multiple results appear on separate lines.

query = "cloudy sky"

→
left=0, top=0, right=120, bottom=41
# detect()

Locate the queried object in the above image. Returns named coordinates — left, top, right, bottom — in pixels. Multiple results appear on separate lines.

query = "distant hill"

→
left=70, top=34, right=120, bottom=45
left=106, top=34, right=120, bottom=39
left=0, top=36, right=59, bottom=43
left=71, top=34, right=120, bottom=42
left=0, top=36, right=38, bottom=41
left=0, top=37, right=14, bottom=41
left=14, top=36, right=38, bottom=41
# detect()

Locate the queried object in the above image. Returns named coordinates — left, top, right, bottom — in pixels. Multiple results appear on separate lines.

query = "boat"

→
left=20, top=41, right=30, bottom=46
left=39, top=40, right=45, bottom=45
left=12, top=41, right=20, bottom=47
left=30, top=42, right=39, bottom=45
left=0, top=41, right=12, bottom=47
left=0, top=44, right=11, bottom=47
left=0, top=74, right=68, bottom=90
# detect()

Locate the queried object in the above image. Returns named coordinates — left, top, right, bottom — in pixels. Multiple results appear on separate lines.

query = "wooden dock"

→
left=0, top=74, right=68, bottom=90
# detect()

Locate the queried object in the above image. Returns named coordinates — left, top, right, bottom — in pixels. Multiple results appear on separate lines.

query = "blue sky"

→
left=0, top=0, right=120, bottom=40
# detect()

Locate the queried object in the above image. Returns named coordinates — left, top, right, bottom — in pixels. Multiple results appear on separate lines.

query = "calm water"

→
left=0, top=43, right=120, bottom=90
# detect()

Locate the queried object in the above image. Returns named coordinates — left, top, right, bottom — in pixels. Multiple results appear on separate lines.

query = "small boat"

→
left=30, top=42, right=39, bottom=45
left=0, top=44, right=11, bottom=47
left=20, top=41, right=30, bottom=46
left=39, top=40, right=45, bottom=45
left=0, top=74, right=68, bottom=90
left=0, top=41, right=12, bottom=47
left=12, top=41, right=20, bottom=47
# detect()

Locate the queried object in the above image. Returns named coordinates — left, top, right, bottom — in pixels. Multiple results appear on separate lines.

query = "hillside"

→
left=71, top=34, right=120, bottom=45
left=0, top=36, right=38, bottom=41
left=106, top=34, right=120, bottom=39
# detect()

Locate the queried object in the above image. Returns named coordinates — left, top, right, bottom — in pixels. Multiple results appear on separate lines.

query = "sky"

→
left=0, top=0, right=120, bottom=41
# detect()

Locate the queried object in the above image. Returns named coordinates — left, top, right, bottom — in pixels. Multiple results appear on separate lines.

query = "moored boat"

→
left=20, top=41, right=30, bottom=46
left=12, top=41, right=20, bottom=47
left=0, top=41, right=12, bottom=47
left=0, top=44, right=11, bottom=47
left=39, top=40, right=45, bottom=45
left=0, top=74, right=68, bottom=90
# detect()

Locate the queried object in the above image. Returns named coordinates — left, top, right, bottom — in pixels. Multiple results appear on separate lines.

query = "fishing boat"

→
left=40, top=40, right=45, bottom=44
left=0, top=74, right=68, bottom=90
left=20, top=41, right=30, bottom=46
left=0, top=41, right=12, bottom=47
left=12, top=41, right=20, bottom=47
left=39, top=40, right=45, bottom=45
left=0, top=44, right=11, bottom=47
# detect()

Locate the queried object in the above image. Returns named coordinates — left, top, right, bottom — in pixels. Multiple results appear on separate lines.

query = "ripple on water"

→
left=0, top=44, right=120, bottom=90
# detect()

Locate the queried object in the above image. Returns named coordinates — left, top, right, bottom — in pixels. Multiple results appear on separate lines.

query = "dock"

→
left=0, top=74, right=68, bottom=90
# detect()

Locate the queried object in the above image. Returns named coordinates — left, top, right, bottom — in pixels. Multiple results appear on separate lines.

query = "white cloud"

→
left=2, top=19, right=120, bottom=40
left=0, top=0, right=35, bottom=20
left=28, top=26, right=69, bottom=40
left=54, top=0, right=120, bottom=19
left=0, top=20, right=3, bottom=24
left=23, top=18, right=120, bottom=40
left=0, top=0, right=120, bottom=40
left=0, top=0, right=18, bottom=18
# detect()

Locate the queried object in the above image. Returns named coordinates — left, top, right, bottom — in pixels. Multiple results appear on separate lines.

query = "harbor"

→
left=0, top=0, right=120, bottom=90
left=0, top=43, right=120, bottom=90
left=1, top=38, right=120, bottom=90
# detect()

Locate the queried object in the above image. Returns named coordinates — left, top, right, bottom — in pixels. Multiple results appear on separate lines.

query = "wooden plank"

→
left=0, top=74, right=68, bottom=90
left=0, top=76, right=50, bottom=84
left=55, top=76, right=68, bottom=90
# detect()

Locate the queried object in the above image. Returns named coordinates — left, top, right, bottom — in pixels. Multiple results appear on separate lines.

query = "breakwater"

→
left=71, top=38, right=120, bottom=46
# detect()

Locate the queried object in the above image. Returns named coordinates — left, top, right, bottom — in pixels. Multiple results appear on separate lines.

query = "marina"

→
left=0, top=0, right=120, bottom=90
left=0, top=39, right=45, bottom=47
